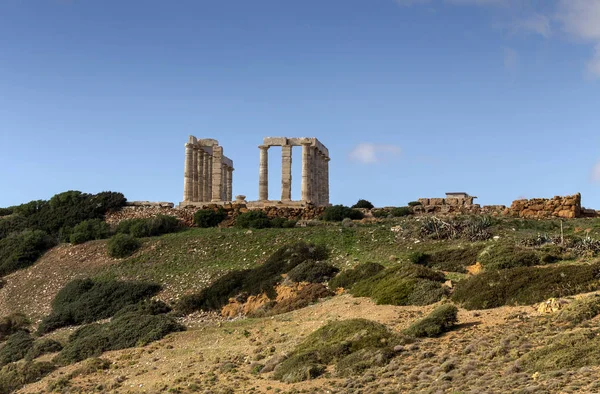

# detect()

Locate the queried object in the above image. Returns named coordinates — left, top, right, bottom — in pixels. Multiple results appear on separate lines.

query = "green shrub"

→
left=452, top=263, right=600, bottom=310
left=521, top=329, right=600, bottom=372
left=194, top=209, right=227, bottom=228
left=408, top=251, right=427, bottom=265
left=328, top=262, right=385, bottom=290
left=322, top=205, right=364, bottom=222
left=555, top=294, right=600, bottom=326
left=0, top=361, right=56, bottom=394
left=350, top=264, right=446, bottom=306
left=0, top=331, right=34, bottom=367
left=269, top=217, right=297, bottom=228
left=351, top=199, right=374, bottom=209
left=107, top=233, right=141, bottom=258
left=412, top=246, right=484, bottom=273
left=235, top=210, right=273, bottom=229
left=0, top=313, right=30, bottom=341
left=403, top=304, right=458, bottom=338
left=287, top=261, right=339, bottom=283
left=0, top=215, right=28, bottom=240
left=390, top=207, right=411, bottom=217
left=117, top=215, right=181, bottom=238
left=372, top=210, right=389, bottom=219
left=177, top=242, right=329, bottom=313
left=478, top=243, right=540, bottom=270
left=38, top=278, right=161, bottom=334
left=17, top=191, right=125, bottom=238
left=408, top=201, right=422, bottom=207
left=273, top=319, right=407, bottom=382
left=26, top=339, right=63, bottom=360
left=0, top=230, right=55, bottom=277
left=69, top=219, right=111, bottom=245
left=0, top=208, right=12, bottom=217
left=56, top=311, right=184, bottom=365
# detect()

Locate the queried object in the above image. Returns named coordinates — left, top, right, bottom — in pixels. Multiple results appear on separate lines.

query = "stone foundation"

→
left=509, top=194, right=582, bottom=219
left=106, top=202, right=326, bottom=228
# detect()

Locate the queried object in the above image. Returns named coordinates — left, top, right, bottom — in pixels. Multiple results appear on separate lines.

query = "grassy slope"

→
left=4, top=216, right=600, bottom=393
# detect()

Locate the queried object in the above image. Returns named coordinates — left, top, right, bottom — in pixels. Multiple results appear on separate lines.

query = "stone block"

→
left=429, top=198, right=445, bottom=205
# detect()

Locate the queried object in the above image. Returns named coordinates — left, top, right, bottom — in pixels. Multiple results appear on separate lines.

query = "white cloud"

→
left=592, top=160, right=600, bottom=183
left=514, top=14, right=551, bottom=37
left=557, top=0, right=600, bottom=41
left=348, top=143, right=401, bottom=164
left=504, top=47, right=518, bottom=72
left=557, top=0, right=600, bottom=77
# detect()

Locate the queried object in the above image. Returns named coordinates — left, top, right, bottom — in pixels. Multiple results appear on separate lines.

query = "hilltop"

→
left=1, top=193, right=600, bottom=393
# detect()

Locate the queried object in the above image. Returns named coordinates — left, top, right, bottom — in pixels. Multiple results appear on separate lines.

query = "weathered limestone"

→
left=260, top=137, right=330, bottom=207
left=259, top=145, right=269, bottom=201
left=281, top=145, right=292, bottom=201
left=227, top=167, right=233, bottom=201
left=181, top=136, right=234, bottom=205
left=183, top=143, right=194, bottom=202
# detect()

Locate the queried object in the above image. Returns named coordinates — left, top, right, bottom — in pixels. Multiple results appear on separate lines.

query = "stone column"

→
left=309, top=147, right=317, bottom=203
left=259, top=145, right=269, bottom=201
left=301, top=142, right=311, bottom=202
left=207, top=155, right=213, bottom=200
left=192, top=146, right=199, bottom=202
left=315, top=152, right=323, bottom=206
left=281, top=145, right=292, bottom=201
left=198, top=149, right=204, bottom=202
left=227, top=167, right=233, bottom=201
left=183, top=143, right=194, bottom=202
left=221, top=165, right=227, bottom=201
left=211, top=146, right=223, bottom=202
left=202, top=152, right=210, bottom=201
left=324, top=156, right=330, bottom=205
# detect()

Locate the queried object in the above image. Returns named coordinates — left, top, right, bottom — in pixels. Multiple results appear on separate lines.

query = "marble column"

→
left=301, top=142, right=311, bottom=202
left=309, top=146, right=317, bottom=203
left=192, top=146, right=199, bottom=202
left=183, top=143, right=194, bottom=202
left=202, top=152, right=210, bottom=201
left=211, top=146, right=223, bottom=202
left=198, top=149, right=204, bottom=202
left=227, top=167, right=233, bottom=201
left=207, top=155, right=213, bottom=201
left=324, top=156, right=330, bottom=205
left=281, top=145, right=292, bottom=201
left=259, top=145, right=269, bottom=201
left=315, top=152, right=323, bottom=206
left=221, top=165, right=227, bottom=201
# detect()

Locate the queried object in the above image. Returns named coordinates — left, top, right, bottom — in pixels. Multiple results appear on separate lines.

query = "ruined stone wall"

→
left=509, top=194, right=581, bottom=219
left=105, top=202, right=326, bottom=228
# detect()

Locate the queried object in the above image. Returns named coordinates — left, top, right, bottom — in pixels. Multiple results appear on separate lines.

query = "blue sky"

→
left=1, top=0, right=599, bottom=208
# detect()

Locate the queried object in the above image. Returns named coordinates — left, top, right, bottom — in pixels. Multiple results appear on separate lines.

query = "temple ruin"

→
left=181, top=136, right=330, bottom=207
left=182, top=136, right=234, bottom=204
left=258, top=137, right=330, bottom=206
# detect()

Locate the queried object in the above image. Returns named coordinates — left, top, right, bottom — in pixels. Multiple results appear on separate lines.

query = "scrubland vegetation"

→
left=2, top=192, right=600, bottom=392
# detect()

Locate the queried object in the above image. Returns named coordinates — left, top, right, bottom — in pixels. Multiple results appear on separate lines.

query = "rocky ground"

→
left=15, top=292, right=600, bottom=394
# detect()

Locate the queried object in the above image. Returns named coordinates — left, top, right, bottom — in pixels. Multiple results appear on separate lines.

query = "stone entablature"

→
left=258, top=137, right=330, bottom=207
left=182, top=136, right=234, bottom=204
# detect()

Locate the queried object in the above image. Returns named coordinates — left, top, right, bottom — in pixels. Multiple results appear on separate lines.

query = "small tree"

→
left=322, top=205, right=364, bottom=222
left=194, top=209, right=227, bottom=228
left=351, top=199, right=374, bottom=209
left=107, top=234, right=140, bottom=258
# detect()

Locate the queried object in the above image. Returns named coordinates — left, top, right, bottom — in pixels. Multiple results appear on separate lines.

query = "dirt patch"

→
left=0, top=241, right=118, bottom=323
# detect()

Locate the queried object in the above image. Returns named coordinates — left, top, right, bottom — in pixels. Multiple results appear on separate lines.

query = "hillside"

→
left=2, top=208, right=600, bottom=393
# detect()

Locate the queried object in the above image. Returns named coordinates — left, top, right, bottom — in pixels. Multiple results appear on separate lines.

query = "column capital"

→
left=258, top=145, right=270, bottom=150
left=185, top=142, right=194, bottom=149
